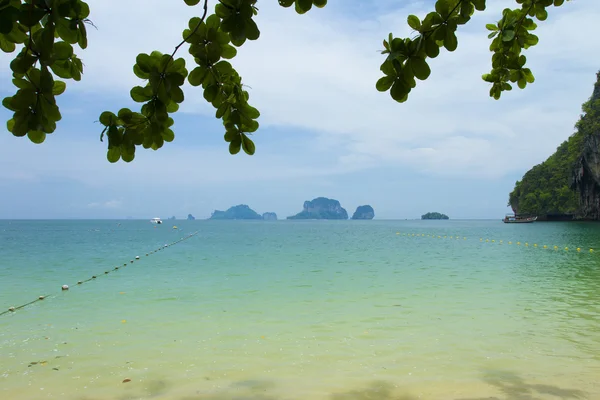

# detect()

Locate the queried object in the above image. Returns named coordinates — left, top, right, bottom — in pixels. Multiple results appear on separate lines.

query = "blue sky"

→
left=1, top=0, right=599, bottom=220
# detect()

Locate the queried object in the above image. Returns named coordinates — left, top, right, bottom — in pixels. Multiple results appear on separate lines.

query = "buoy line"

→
left=395, top=231, right=596, bottom=255
left=1, top=231, right=198, bottom=317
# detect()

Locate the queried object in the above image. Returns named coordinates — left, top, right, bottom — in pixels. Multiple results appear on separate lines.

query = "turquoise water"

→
left=1, top=219, right=599, bottom=399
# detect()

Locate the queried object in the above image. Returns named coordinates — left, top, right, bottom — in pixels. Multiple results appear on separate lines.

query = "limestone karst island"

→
left=205, top=198, right=375, bottom=220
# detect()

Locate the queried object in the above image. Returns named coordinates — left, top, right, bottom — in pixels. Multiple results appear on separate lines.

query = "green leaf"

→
left=444, top=29, right=458, bottom=52
left=246, top=18, right=260, bottom=41
left=52, top=81, right=66, bottom=95
left=536, top=8, right=548, bottom=21
left=241, top=133, right=255, bottom=155
left=184, top=0, right=200, bottom=5
left=188, top=66, right=208, bottom=86
left=27, top=130, right=46, bottom=144
left=407, top=15, right=421, bottom=31
left=314, top=0, right=327, bottom=7
left=424, top=38, right=440, bottom=58
left=221, top=44, right=237, bottom=59
left=107, top=147, right=121, bottom=163
left=203, top=85, right=219, bottom=102
left=162, top=129, right=175, bottom=142
left=229, top=135, right=242, bottom=154
left=376, top=75, right=394, bottom=92
left=18, top=7, right=47, bottom=27
left=409, top=57, right=430, bottom=80
left=390, top=79, right=408, bottom=102
left=486, top=24, right=498, bottom=31
left=295, top=0, right=312, bottom=14
left=130, top=86, right=153, bottom=102
left=99, top=111, right=118, bottom=126
left=435, top=0, right=450, bottom=18
left=0, top=35, right=17, bottom=52
left=488, top=31, right=498, bottom=39
left=502, top=29, right=515, bottom=41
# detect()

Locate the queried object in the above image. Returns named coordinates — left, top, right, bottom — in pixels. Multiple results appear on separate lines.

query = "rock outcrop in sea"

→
left=262, top=212, right=278, bottom=220
left=351, top=205, right=375, bottom=220
left=287, top=197, right=348, bottom=220
left=210, top=205, right=263, bottom=220
left=187, top=214, right=196, bottom=220
left=421, top=212, right=449, bottom=220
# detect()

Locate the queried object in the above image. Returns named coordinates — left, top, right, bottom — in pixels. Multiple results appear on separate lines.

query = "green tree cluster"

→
left=2, top=0, right=570, bottom=162
left=508, top=71, right=600, bottom=216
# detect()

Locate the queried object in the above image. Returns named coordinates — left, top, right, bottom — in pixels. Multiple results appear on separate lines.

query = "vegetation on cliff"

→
left=421, top=212, right=449, bottom=220
left=509, top=71, right=600, bottom=217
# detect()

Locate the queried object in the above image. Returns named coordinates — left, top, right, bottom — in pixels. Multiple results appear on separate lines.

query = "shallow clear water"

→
left=1, top=219, right=599, bottom=400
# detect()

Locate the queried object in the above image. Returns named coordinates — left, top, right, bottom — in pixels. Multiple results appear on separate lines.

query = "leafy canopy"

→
left=1, top=0, right=570, bottom=162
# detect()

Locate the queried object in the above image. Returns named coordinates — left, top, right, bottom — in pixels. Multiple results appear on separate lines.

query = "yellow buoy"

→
left=554, top=246, right=558, bottom=250
left=525, top=243, right=529, bottom=247
left=590, top=249, right=594, bottom=253
left=565, top=247, right=569, bottom=251
left=486, top=239, right=489, bottom=242
left=534, top=244, right=537, bottom=247
left=173, top=226, right=178, bottom=229
left=517, top=242, right=521, bottom=245
left=577, top=248, right=581, bottom=252
left=492, top=239, right=495, bottom=243
left=508, top=241, right=512, bottom=245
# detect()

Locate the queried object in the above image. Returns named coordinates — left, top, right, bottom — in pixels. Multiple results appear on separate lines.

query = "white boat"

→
left=150, top=217, right=163, bottom=224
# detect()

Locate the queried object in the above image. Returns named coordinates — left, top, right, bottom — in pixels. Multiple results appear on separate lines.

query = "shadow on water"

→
left=456, top=369, right=587, bottom=400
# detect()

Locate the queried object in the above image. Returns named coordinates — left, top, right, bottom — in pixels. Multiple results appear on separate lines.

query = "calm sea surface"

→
left=1, top=219, right=599, bottom=400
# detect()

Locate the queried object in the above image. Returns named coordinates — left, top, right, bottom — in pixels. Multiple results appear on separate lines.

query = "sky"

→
left=0, top=0, right=599, bottom=220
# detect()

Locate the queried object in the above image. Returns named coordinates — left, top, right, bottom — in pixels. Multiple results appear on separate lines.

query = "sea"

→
left=1, top=219, right=599, bottom=400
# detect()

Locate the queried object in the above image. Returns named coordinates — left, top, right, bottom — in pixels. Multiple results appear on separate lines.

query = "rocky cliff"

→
left=571, top=72, right=600, bottom=220
left=187, top=214, right=196, bottom=220
left=509, top=71, right=600, bottom=220
left=351, top=205, right=375, bottom=220
left=287, top=197, right=348, bottom=220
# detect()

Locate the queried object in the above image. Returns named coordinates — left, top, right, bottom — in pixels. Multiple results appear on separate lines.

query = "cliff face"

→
left=509, top=71, right=600, bottom=219
left=570, top=72, right=600, bottom=220
left=351, top=205, right=375, bottom=220
left=287, top=197, right=348, bottom=220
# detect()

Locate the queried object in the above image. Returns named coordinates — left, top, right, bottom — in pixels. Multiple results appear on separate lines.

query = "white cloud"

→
left=1, top=0, right=599, bottom=182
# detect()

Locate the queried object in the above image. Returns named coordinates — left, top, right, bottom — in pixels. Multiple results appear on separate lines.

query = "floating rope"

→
left=1, top=231, right=198, bottom=317
left=395, top=231, right=596, bottom=255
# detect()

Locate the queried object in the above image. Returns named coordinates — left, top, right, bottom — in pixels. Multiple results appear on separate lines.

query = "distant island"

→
left=167, top=216, right=176, bottom=220
left=351, top=205, right=375, bottom=220
left=209, top=205, right=277, bottom=220
left=288, top=197, right=348, bottom=220
left=262, top=212, right=277, bottom=220
left=421, top=212, right=449, bottom=220
left=187, top=214, right=196, bottom=220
